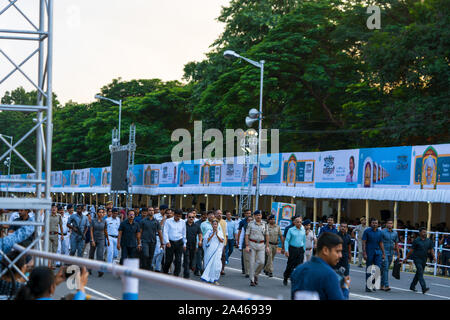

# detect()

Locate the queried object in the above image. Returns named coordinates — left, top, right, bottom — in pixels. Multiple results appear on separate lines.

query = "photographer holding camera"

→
left=291, top=232, right=350, bottom=300
left=15, top=266, right=89, bottom=300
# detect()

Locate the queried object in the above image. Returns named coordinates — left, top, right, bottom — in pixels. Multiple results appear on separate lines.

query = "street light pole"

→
left=223, top=50, right=265, bottom=211
left=95, top=95, right=122, bottom=145
left=1, top=134, right=13, bottom=197
left=255, top=60, right=264, bottom=211
left=118, top=99, right=122, bottom=145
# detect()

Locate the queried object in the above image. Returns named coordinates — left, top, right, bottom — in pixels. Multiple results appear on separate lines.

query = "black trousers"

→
left=411, top=259, right=427, bottom=290
left=284, top=246, right=304, bottom=280
left=241, top=250, right=245, bottom=273
left=194, top=244, right=204, bottom=273
left=142, top=242, right=157, bottom=271
left=120, top=246, right=137, bottom=265
left=163, top=239, right=183, bottom=276
left=441, top=250, right=450, bottom=276
left=183, top=245, right=197, bottom=278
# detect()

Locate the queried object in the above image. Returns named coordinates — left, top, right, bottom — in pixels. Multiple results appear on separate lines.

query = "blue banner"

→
left=358, top=146, right=412, bottom=188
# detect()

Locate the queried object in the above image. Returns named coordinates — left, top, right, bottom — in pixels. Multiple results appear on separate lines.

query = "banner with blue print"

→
left=260, top=153, right=282, bottom=185
left=358, top=146, right=412, bottom=188
left=178, top=161, right=200, bottom=187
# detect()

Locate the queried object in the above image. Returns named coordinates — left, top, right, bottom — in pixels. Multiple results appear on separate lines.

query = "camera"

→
left=335, top=266, right=346, bottom=288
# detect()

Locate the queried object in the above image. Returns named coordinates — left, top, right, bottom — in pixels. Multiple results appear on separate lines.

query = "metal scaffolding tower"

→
left=238, top=130, right=257, bottom=217
left=109, top=124, right=136, bottom=210
left=126, top=123, right=136, bottom=209
left=0, top=0, right=54, bottom=266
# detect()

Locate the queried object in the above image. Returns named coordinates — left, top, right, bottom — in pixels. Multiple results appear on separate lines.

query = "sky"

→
left=0, top=0, right=230, bottom=104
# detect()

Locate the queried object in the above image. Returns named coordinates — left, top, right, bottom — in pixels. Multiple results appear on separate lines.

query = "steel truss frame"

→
left=110, top=124, right=136, bottom=210
left=238, top=132, right=255, bottom=217
left=0, top=0, right=54, bottom=268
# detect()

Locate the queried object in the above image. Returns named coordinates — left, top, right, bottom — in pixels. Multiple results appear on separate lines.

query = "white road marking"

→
left=85, top=286, right=117, bottom=300
left=225, top=266, right=382, bottom=300
left=349, top=293, right=382, bottom=300
left=389, top=286, right=450, bottom=300
left=230, top=256, right=450, bottom=299
left=432, top=283, right=450, bottom=288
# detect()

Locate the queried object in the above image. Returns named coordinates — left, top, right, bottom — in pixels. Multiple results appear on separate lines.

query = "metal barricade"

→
left=12, top=244, right=274, bottom=300
left=312, top=222, right=450, bottom=277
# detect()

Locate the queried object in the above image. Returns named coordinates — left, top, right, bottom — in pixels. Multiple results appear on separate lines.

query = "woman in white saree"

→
left=201, top=220, right=224, bottom=285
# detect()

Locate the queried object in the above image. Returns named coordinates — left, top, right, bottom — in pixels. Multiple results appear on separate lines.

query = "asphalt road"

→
left=54, top=249, right=450, bottom=300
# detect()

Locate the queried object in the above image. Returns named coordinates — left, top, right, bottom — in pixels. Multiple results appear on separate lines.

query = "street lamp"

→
left=1, top=134, right=13, bottom=197
left=95, top=94, right=122, bottom=145
left=224, top=50, right=265, bottom=211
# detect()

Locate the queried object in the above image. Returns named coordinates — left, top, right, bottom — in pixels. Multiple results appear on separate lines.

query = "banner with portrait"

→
left=51, top=171, right=63, bottom=188
left=281, top=152, right=317, bottom=187
left=129, top=164, right=143, bottom=187
left=178, top=161, right=200, bottom=187
left=159, top=162, right=178, bottom=187
left=143, top=164, right=160, bottom=187
left=199, top=159, right=222, bottom=186
left=315, top=149, right=359, bottom=188
left=411, top=144, right=450, bottom=189
left=69, top=168, right=90, bottom=187
left=221, top=157, right=246, bottom=187
left=358, top=146, right=412, bottom=188
left=271, top=202, right=296, bottom=233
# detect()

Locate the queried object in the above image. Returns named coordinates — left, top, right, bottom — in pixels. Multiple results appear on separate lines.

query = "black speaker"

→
left=111, top=150, right=128, bottom=191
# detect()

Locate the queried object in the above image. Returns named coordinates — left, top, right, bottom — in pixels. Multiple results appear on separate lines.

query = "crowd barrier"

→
left=12, top=244, right=274, bottom=300
left=311, top=223, right=450, bottom=276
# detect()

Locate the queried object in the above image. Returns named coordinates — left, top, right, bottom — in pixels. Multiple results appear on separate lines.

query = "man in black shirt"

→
left=194, top=211, right=207, bottom=276
left=404, top=227, right=436, bottom=294
left=184, top=211, right=203, bottom=278
left=139, top=207, right=163, bottom=270
left=336, top=222, right=352, bottom=276
left=117, top=209, right=142, bottom=265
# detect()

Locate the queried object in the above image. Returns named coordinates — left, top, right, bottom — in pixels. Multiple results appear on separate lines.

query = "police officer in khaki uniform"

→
left=264, top=215, right=284, bottom=277
left=245, top=210, right=269, bottom=286
left=48, top=204, right=63, bottom=269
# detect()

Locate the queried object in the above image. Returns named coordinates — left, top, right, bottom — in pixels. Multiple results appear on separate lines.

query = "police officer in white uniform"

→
left=57, top=205, right=71, bottom=260
left=106, top=208, right=121, bottom=263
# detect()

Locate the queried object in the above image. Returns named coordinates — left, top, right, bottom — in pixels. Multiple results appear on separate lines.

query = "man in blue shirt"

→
left=380, top=218, right=399, bottom=291
left=283, top=216, right=306, bottom=286
left=283, top=215, right=299, bottom=239
left=362, top=218, right=385, bottom=292
left=224, top=210, right=237, bottom=265
left=319, top=216, right=338, bottom=236
left=236, top=209, right=252, bottom=276
left=0, top=224, right=35, bottom=259
left=291, top=232, right=350, bottom=300
left=67, top=205, right=89, bottom=257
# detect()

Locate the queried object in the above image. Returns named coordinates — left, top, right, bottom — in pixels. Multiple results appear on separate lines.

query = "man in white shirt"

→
left=106, top=208, right=121, bottom=263
left=351, top=217, right=368, bottom=267
left=163, top=209, right=186, bottom=276
left=57, top=205, right=71, bottom=260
